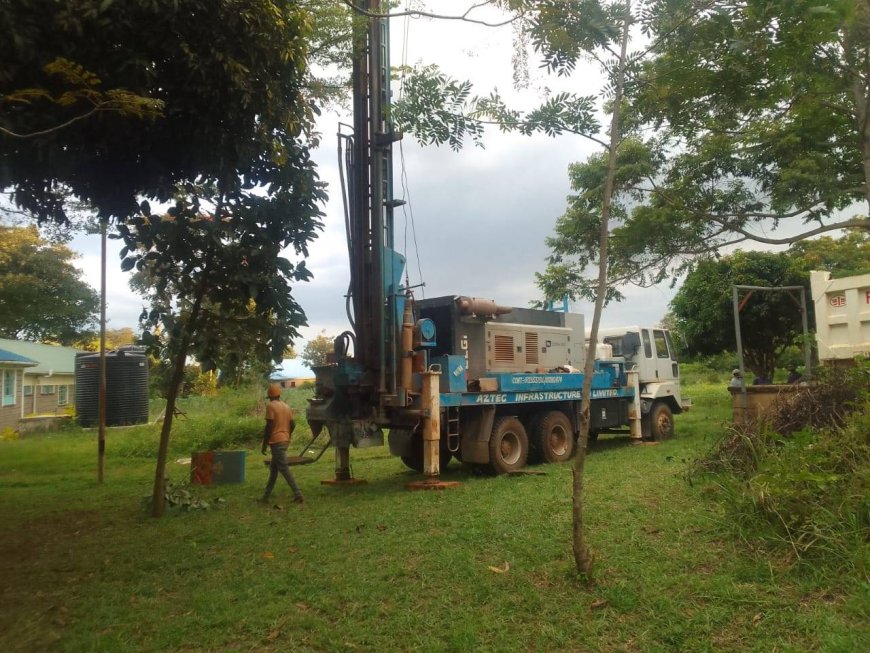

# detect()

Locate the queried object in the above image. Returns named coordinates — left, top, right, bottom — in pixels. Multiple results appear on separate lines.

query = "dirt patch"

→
left=0, top=509, right=103, bottom=564
left=0, top=510, right=119, bottom=652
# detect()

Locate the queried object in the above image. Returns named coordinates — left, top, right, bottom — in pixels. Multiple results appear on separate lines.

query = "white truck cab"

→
left=590, top=326, right=690, bottom=439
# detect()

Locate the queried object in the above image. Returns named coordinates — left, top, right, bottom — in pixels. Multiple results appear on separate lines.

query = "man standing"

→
left=729, top=369, right=743, bottom=388
left=260, top=383, right=304, bottom=505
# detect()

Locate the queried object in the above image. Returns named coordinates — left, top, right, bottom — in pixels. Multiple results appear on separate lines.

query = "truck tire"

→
left=488, top=416, right=529, bottom=474
left=400, top=428, right=452, bottom=473
left=531, top=411, right=575, bottom=463
left=645, top=402, right=674, bottom=441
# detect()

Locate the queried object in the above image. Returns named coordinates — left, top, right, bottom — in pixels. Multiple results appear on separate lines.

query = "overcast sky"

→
left=68, top=2, right=678, bottom=372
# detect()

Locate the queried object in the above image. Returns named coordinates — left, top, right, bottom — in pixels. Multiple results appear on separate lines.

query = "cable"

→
left=336, top=128, right=357, bottom=333
left=396, top=0, right=426, bottom=297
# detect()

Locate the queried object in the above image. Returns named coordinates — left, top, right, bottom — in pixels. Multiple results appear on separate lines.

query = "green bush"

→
left=679, top=362, right=726, bottom=385
left=736, top=407, right=869, bottom=565
left=112, top=384, right=314, bottom=458
left=692, top=360, right=870, bottom=568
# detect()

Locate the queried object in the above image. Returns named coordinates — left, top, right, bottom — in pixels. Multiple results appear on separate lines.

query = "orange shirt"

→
left=265, top=400, right=294, bottom=444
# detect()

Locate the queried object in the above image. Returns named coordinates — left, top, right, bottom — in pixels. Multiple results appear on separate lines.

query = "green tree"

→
left=127, top=178, right=323, bottom=517
left=670, top=251, right=810, bottom=380
left=614, top=0, right=869, bottom=283
left=301, top=332, right=335, bottom=369
left=0, top=57, right=163, bottom=140
left=0, top=225, right=99, bottom=343
left=76, top=327, right=137, bottom=352
left=523, top=0, right=870, bottom=306
left=0, top=0, right=322, bottom=224
left=130, top=268, right=292, bottom=389
left=0, top=1, right=328, bottom=514
left=787, top=230, right=870, bottom=278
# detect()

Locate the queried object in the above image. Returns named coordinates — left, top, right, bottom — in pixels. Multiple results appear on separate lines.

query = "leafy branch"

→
left=1, top=58, right=163, bottom=139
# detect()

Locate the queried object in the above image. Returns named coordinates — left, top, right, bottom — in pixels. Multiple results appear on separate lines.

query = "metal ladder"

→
left=445, top=406, right=460, bottom=454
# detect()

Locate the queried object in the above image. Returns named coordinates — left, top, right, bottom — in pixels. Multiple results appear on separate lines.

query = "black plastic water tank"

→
left=76, top=346, right=150, bottom=427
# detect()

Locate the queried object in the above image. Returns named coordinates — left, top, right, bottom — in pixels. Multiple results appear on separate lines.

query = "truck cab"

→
left=591, top=326, right=690, bottom=439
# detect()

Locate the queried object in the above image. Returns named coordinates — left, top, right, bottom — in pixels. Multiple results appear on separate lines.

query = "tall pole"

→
left=731, top=286, right=748, bottom=422
left=800, top=288, right=812, bottom=377
left=98, top=220, right=107, bottom=483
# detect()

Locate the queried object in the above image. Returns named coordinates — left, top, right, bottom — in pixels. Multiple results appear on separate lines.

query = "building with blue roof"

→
left=0, top=339, right=84, bottom=432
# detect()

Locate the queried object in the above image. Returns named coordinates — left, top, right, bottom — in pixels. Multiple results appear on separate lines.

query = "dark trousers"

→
left=262, top=443, right=302, bottom=500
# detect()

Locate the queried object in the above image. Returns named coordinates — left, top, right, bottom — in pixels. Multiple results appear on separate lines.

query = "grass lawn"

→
left=0, top=384, right=866, bottom=652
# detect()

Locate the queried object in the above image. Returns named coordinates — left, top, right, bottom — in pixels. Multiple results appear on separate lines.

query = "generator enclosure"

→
left=416, top=296, right=585, bottom=382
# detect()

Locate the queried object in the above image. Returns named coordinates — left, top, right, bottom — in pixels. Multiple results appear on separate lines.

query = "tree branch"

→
left=0, top=105, right=103, bottom=139
left=340, top=0, right=520, bottom=28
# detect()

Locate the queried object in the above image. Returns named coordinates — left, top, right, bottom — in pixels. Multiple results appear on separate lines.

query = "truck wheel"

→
left=532, top=411, right=575, bottom=463
left=400, top=428, right=452, bottom=473
left=647, top=402, right=674, bottom=441
left=488, top=416, right=529, bottom=474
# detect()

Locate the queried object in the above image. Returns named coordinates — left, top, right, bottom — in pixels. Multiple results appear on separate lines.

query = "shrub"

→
left=113, top=384, right=312, bottom=458
left=1, top=427, right=19, bottom=441
left=738, top=409, right=870, bottom=563
left=691, top=360, right=870, bottom=567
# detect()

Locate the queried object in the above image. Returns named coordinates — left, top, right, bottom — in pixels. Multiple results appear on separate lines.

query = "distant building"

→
left=0, top=347, right=37, bottom=431
left=271, top=376, right=316, bottom=390
left=269, top=361, right=314, bottom=388
left=0, top=339, right=84, bottom=430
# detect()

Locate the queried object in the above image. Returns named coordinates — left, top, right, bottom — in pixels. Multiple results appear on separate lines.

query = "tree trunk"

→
left=572, top=0, right=632, bottom=580
left=845, top=1, right=870, bottom=212
left=150, top=283, right=208, bottom=518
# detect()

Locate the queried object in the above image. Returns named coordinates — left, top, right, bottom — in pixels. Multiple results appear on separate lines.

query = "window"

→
left=641, top=330, right=653, bottom=358
left=653, top=330, right=671, bottom=359
left=40, top=385, right=55, bottom=395
left=604, top=336, right=624, bottom=356
left=58, top=385, right=68, bottom=406
left=23, top=384, right=33, bottom=396
left=2, top=370, right=15, bottom=407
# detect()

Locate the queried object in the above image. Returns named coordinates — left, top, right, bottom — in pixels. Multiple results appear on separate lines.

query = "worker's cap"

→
left=732, top=369, right=742, bottom=376
left=267, top=383, right=282, bottom=398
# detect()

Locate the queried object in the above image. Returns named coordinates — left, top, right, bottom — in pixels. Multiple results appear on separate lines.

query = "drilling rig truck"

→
left=305, top=2, right=687, bottom=481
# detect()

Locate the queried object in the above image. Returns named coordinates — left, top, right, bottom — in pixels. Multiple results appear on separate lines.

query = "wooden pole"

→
left=98, top=220, right=107, bottom=483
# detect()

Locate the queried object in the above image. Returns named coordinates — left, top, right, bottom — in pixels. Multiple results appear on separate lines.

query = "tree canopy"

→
left=385, top=1, right=870, bottom=303
left=0, top=0, right=321, bottom=224
left=787, top=230, right=870, bottom=277
left=1, top=1, right=329, bottom=515
left=668, top=231, right=867, bottom=377
left=0, top=225, right=99, bottom=344
left=537, top=0, right=870, bottom=300
left=670, top=250, right=809, bottom=379
left=301, top=332, right=335, bottom=369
